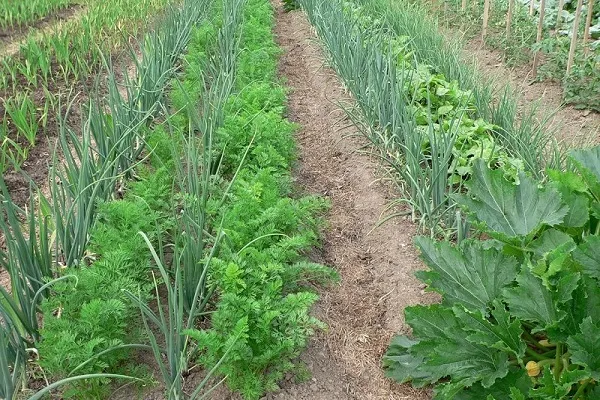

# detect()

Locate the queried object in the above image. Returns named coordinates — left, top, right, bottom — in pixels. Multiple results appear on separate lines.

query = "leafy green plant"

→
left=563, top=56, right=600, bottom=112
left=38, top=192, right=167, bottom=397
left=351, top=0, right=559, bottom=176
left=384, top=146, right=600, bottom=399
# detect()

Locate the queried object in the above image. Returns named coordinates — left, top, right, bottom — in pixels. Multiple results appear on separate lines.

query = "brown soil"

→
left=463, top=38, right=600, bottom=146
left=258, top=2, right=434, bottom=399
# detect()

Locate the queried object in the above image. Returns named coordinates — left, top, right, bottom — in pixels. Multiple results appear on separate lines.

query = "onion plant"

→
left=125, top=232, right=238, bottom=400
left=0, top=181, right=53, bottom=338
left=124, top=1, right=246, bottom=397
left=0, top=307, right=25, bottom=400
left=4, top=92, right=38, bottom=147
left=0, top=180, right=75, bottom=400
left=50, top=0, right=211, bottom=268
left=0, top=0, right=213, bottom=397
left=0, top=120, right=27, bottom=172
left=175, top=0, right=243, bottom=311
left=299, top=0, right=468, bottom=236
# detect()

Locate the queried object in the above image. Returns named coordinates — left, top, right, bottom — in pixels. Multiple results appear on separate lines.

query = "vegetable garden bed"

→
left=1, top=0, right=600, bottom=398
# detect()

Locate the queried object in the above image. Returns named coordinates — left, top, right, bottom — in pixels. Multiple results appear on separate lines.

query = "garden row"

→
left=0, top=0, right=72, bottom=29
left=295, top=0, right=600, bottom=398
left=440, top=0, right=600, bottom=111
left=299, top=0, right=559, bottom=237
left=0, top=0, right=175, bottom=175
left=1, top=0, right=333, bottom=399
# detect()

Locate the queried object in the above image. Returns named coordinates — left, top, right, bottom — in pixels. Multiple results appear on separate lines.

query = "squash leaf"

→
left=570, top=146, right=600, bottom=199
left=567, top=317, right=600, bottom=381
left=573, top=235, right=600, bottom=280
left=453, top=302, right=526, bottom=361
left=405, top=305, right=510, bottom=390
left=415, top=237, right=518, bottom=314
left=383, top=336, right=433, bottom=386
left=455, top=160, right=568, bottom=241
left=529, top=368, right=590, bottom=399
left=553, top=275, right=600, bottom=341
left=570, top=146, right=600, bottom=179
left=502, top=269, right=578, bottom=334
left=448, top=369, right=531, bottom=400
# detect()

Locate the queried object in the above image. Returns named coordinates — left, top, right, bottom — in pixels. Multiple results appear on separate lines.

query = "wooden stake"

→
left=556, top=0, right=565, bottom=30
left=529, top=0, right=535, bottom=16
left=461, top=0, right=467, bottom=12
left=566, top=0, right=584, bottom=76
left=507, top=0, right=515, bottom=38
left=583, top=0, right=595, bottom=55
left=482, top=0, right=491, bottom=39
left=532, top=0, right=546, bottom=77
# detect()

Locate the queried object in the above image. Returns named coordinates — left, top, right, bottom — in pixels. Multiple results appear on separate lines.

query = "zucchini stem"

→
left=554, top=343, right=563, bottom=380
left=573, top=379, right=591, bottom=400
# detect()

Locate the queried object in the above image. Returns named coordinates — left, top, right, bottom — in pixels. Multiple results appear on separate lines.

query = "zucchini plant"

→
left=384, top=146, right=600, bottom=399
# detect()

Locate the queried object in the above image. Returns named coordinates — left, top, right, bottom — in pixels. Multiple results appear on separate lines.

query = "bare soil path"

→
left=258, top=2, right=435, bottom=399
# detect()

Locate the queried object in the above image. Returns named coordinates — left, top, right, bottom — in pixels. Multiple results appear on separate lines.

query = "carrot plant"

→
left=38, top=181, right=171, bottom=398
left=183, top=2, right=337, bottom=399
